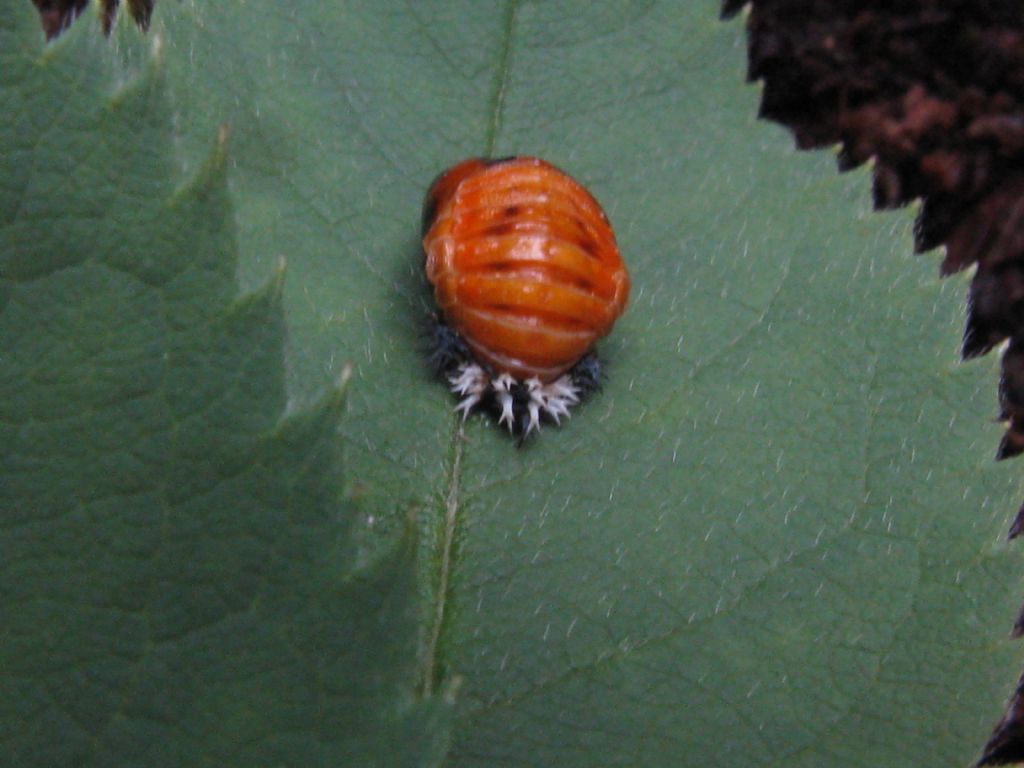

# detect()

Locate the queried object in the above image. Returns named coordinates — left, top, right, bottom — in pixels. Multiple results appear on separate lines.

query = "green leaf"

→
left=5, top=1, right=1023, bottom=766
left=0, top=3, right=449, bottom=766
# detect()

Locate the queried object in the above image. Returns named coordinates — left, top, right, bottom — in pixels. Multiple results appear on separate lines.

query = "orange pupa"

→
left=422, top=156, right=630, bottom=436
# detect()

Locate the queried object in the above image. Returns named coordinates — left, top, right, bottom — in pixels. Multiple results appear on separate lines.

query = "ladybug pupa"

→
left=422, top=156, right=630, bottom=437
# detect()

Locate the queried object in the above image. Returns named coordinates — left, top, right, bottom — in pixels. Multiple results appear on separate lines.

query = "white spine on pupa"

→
left=493, top=373, right=517, bottom=429
left=450, top=363, right=489, bottom=419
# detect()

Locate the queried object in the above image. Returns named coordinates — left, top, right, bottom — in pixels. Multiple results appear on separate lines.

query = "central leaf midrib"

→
left=420, top=0, right=519, bottom=700
left=483, top=0, right=518, bottom=159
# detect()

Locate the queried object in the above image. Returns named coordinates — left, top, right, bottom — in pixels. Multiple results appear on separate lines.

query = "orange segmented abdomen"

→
left=423, top=156, right=630, bottom=382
